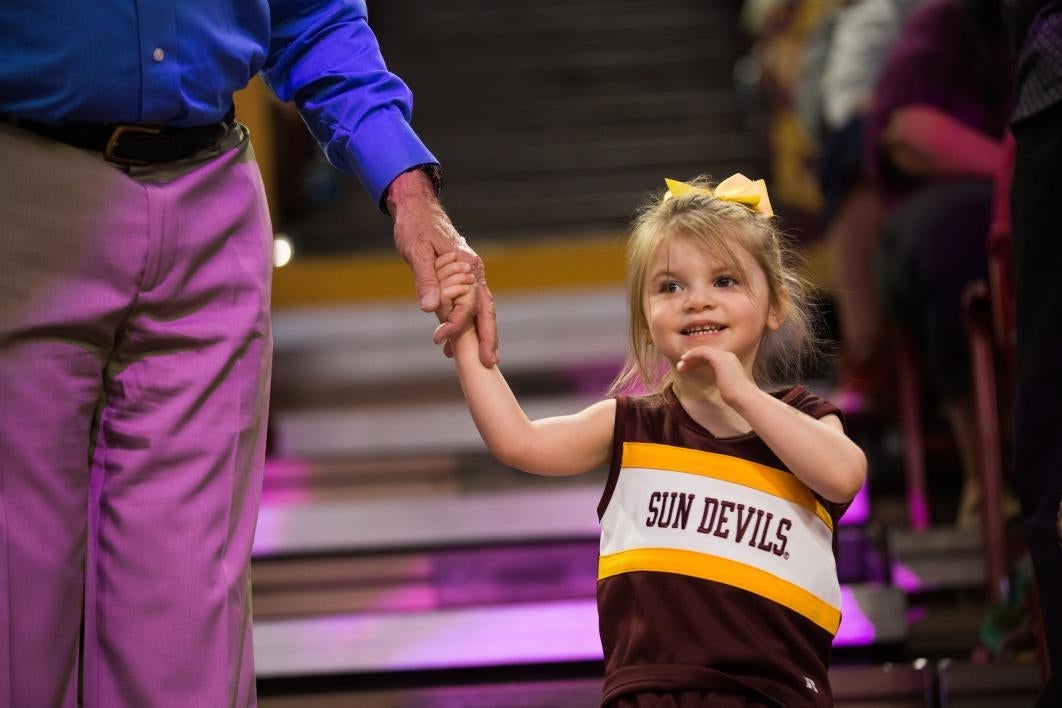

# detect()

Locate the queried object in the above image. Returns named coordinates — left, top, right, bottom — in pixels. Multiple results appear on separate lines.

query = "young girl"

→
left=434, top=175, right=867, bottom=707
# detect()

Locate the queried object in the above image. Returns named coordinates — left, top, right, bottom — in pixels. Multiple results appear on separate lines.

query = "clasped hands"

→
left=388, top=169, right=497, bottom=366
left=432, top=252, right=482, bottom=350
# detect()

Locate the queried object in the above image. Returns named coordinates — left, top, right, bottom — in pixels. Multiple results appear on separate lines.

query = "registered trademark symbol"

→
left=783, top=552, right=789, bottom=560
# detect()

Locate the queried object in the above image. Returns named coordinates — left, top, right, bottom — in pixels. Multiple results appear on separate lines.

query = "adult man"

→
left=1002, top=2, right=1062, bottom=705
left=0, top=2, right=497, bottom=705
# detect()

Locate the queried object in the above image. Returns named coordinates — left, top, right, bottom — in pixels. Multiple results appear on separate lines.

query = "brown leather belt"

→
left=6, top=106, right=236, bottom=165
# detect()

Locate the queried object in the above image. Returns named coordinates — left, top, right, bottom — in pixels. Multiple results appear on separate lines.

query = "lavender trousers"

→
left=0, top=121, right=272, bottom=706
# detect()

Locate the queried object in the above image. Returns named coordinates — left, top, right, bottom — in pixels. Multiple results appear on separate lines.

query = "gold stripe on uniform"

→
left=599, top=547, right=842, bottom=635
left=622, top=442, right=833, bottom=531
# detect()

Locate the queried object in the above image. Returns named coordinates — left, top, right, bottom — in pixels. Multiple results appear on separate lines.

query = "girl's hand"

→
left=676, top=346, right=757, bottom=404
left=433, top=251, right=477, bottom=334
left=681, top=347, right=867, bottom=504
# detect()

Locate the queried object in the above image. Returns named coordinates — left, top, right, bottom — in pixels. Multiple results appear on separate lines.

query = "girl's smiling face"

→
left=644, top=233, right=783, bottom=378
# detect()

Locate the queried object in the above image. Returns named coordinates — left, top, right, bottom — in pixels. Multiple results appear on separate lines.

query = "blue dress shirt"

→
left=0, top=0, right=437, bottom=205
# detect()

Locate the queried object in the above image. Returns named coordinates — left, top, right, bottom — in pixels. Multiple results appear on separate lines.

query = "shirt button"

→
left=153, top=47, right=165, bottom=62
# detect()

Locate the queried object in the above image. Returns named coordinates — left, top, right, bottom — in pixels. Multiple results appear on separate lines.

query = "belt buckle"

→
left=104, top=124, right=162, bottom=166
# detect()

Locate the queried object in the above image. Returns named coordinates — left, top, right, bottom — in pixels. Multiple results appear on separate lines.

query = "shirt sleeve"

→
left=782, top=386, right=845, bottom=428
left=261, top=0, right=438, bottom=208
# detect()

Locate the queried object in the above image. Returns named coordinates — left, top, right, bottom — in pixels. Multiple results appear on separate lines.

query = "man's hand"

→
left=387, top=168, right=499, bottom=366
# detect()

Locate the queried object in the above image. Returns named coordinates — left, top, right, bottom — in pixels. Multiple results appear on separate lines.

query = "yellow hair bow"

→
left=663, top=174, right=774, bottom=217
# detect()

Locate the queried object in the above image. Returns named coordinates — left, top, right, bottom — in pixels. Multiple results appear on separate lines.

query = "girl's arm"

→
left=450, top=328, right=615, bottom=476
left=727, top=392, right=866, bottom=504
left=679, top=348, right=867, bottom=503
left=435, top=253, right=615, bottom=476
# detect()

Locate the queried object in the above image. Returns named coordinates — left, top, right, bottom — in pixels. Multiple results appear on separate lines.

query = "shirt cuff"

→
left=336, top=106, right=439, bottom=210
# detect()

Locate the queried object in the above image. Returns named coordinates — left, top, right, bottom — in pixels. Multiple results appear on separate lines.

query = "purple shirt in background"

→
left=864, top=0, right=1013, bottom=205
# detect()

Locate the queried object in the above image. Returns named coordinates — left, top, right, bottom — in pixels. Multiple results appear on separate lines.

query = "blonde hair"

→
left=609, top=176, right=820, bottom=395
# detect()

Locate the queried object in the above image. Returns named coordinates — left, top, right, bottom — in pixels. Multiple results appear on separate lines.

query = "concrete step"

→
left=889, top=527, right=985, bottom=593
left=937, top=658, right=1043, bottom=708
left=258, top=658, right=1045, bottom=707
left=253, top=584, right=906, bottom=680
left=254, top=482, right=603, bottom=557
left=270, top=287, right=627, bottom=407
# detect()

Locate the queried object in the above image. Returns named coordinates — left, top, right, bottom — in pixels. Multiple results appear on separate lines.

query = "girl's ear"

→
left=766, top=287, right=789, bottom=332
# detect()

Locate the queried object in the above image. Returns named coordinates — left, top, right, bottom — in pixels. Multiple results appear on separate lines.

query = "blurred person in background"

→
left=1001, top=1, right=1062, bottom=704
left=864, top=0, right=1012, bottom=528
left=0, top=1, right=497, bottom=705
left=804, top=0, right=925, bottom=412
left=740, top=0, right=844, bottom=241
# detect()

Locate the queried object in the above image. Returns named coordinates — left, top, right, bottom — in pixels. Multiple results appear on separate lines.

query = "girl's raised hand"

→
left=676, top=346, right=756, bottom=404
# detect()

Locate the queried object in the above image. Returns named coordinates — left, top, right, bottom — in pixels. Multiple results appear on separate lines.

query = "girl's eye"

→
left=660, top=280, right=683, bottom=293
left=714, top=275, right=738, bottom=288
